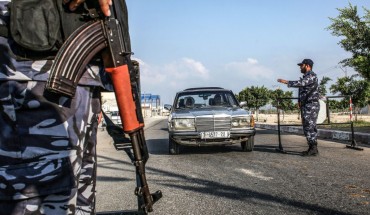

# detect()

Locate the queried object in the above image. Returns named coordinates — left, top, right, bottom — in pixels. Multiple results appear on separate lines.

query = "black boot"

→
left=302, top=141, right=319, bottom=156
left=301, top=145, right=312, bottom=156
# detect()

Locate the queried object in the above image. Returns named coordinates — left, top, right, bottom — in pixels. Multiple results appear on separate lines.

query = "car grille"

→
left=195, top=116, right=231, bottom=132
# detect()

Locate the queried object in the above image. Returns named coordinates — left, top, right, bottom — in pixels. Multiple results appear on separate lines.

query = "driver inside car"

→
left=214, top=94, right=222, bottom=105
left=185, top=97, right=195, bottom=108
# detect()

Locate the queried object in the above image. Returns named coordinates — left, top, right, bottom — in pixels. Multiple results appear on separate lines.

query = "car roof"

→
left=184, top=87, right=224, bottom=91
left=179, top=87, right=231, bottom=93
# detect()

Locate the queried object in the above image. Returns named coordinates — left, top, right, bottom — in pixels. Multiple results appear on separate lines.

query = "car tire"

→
left=169, top=136, right=180, bottom=155
left=241, top=136, right=254, bottom=152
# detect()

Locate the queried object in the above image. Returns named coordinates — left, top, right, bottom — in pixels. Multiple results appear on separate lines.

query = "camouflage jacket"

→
left=287, top=70, right=320, bottom=105
left=0, top=0, right=112, bottom=89
left=0, top=0, right=108, bottom=200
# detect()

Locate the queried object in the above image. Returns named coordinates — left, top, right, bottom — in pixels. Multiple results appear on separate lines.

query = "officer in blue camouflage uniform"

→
left=278, top=59, right=320, bottom=156
left=0, top=0, right=114, bottom=214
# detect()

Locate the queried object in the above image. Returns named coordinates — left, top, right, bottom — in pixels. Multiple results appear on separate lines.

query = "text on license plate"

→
left=200, top=131, right=230, bottom=139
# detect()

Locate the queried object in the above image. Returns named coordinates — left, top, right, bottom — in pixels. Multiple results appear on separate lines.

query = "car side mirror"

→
left=164, top=104, right=172, bottom=111
left=239, top=101, right=247, bottom=107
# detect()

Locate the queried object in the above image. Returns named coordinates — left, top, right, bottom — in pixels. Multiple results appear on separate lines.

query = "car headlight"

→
left=231, top=117, right=250, bottom=128
left=171, top=118, right=195, bottom=131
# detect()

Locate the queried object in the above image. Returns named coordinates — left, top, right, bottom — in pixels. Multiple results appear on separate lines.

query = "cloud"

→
left=163, top=58, right=209, bottom=80
left=134, top=57, right=209, bottom=83
left=182, top=58, right=209, bottom=78
left=133, top=57, right=284, bottom=104
left=132, top=57, right=283, bottom=104
left=133, top=58, right=167, bottom=84
left=133, top=57, right=210, bottom=104
left=216, top=58, right=278, bottom=93
left=224, top=58, right=274, bottom=80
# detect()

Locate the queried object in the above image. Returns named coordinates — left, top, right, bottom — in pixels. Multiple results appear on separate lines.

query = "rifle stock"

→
left=45, top=3, right=161, bottom=213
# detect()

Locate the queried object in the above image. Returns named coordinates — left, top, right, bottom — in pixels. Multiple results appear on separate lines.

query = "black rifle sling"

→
left=0, top=25, right=8, bottom=37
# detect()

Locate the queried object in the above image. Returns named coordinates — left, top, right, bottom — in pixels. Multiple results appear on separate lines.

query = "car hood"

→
left=171, top=107, right=249, bottom=118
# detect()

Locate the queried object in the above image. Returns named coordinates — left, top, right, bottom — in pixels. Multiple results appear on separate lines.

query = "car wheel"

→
left=241, top=136, right=254, bottom=152
left=169, top=136, right=180, bottom=155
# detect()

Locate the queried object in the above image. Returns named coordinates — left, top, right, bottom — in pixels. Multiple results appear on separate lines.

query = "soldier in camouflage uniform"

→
left=0, top=0, right=114, bottom=214
left=278, top=59, right=320, bottom=156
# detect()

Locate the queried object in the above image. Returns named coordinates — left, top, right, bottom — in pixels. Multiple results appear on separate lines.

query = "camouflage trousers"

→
left=0, top=80, right=101, bottom=214
left=301, top=102, right=320, bottom=145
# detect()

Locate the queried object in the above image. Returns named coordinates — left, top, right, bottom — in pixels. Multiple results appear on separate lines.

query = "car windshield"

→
left=111, top=111, right=119, bottom=116
left=174, top=91, right=238, bottom=109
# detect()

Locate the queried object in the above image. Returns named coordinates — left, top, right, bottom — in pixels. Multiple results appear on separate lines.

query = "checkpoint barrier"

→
left=275, top=95, right=363, bottom=153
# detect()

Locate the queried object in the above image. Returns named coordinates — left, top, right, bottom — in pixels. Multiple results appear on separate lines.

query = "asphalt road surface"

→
left=96, top=117, right=370, bottom=215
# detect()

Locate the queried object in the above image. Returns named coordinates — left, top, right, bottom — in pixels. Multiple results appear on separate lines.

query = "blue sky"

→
left=125, top=0, right=370, bottom=104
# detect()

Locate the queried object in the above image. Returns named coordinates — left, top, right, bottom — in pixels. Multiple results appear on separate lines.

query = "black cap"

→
left=297, top=59, right=314, bottom=67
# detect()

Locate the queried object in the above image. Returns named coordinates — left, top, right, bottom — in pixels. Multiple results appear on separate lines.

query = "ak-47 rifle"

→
left=45, top=0, right=162, bottom=213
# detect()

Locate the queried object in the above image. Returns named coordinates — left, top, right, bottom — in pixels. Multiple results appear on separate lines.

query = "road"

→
left=96, top=117, right=370, bottom=215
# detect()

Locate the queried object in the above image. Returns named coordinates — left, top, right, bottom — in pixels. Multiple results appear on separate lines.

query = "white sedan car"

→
left=165, top=87, right=255, bottom=154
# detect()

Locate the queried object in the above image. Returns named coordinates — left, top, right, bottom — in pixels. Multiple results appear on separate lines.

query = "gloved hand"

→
left=64, top=0, right=113, bottom=16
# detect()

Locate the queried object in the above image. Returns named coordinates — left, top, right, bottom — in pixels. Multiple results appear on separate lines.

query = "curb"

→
left=256, top=123, right=370, bottom=145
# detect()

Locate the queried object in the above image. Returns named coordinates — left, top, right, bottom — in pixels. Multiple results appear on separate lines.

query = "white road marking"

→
left=240, top=168, right=273, bottom=181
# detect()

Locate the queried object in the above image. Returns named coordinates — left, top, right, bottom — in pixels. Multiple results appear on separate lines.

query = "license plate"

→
left=200, top=131, right=230, bottom=139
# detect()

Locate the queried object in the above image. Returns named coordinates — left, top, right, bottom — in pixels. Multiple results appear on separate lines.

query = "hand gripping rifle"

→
left=45, top=1, right=162, bottom=213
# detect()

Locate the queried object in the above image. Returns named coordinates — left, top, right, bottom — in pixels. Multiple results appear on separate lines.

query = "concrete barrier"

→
left=256, top=123, right=370, bottom=145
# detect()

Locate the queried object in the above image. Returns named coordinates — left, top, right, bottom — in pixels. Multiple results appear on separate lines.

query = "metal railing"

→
left=275, top=95, right=363, bottom=153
